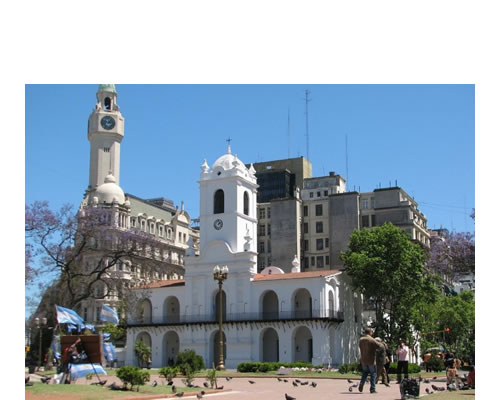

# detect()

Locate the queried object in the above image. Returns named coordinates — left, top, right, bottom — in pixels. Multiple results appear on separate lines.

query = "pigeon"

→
left=433, top=376, right=437, bottom=380
left=283, top=379, right=288, bottom=383
left=168, top=380, right=174, bottom=385
left=310, top=381, right=317, bottom=387
left=152, top=380, right=158, bottom=387
left=285, top=394, right=296, bottom=400
left=201, top=391, right=206, bottom=395
left=25, top=376, right=30, bottom=384
left=349, top=386, right=353, bottom=392
left=300, top=381, right=309, bottom=385
left=425, top=388, right=433, bottom=394
left=197, top=393, right=203, bottom=399
left=226, top=376, right=232, bottom=381
left=295, top=379, right=301, bottom=383
left=172, top=384, right=177, bottom=393
left=351, top=383, right=358, bottom=387
left=203, top=382, right=209, bottom=388
left=347, top=378, right=353, bottom=383
left=41, top=376, right=51, bottom=384
left=249, top=380, right=256, bottom=384
left=216, top=385, right=224, bottom=390
left=277, top=377, right=282, bottom=382
left=424, top=378, right=430, bottom=383
left=91, top=380, right=107, bottom=386
left=292, top=381, right=298, bottom=387
left=176, top=392, right=184, bottom=397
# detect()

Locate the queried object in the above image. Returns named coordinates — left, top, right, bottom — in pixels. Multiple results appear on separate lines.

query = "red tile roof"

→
left=253, top=270, right=341, bottom=281
left=135, top=279, right=185, bottom=289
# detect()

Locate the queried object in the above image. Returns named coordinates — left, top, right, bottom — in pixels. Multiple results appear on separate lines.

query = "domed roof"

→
left=94, top=173, right=125, bottom=204
left=98, top=84, right=117, bottom=93
left=211, top=146, right=246, bottom=172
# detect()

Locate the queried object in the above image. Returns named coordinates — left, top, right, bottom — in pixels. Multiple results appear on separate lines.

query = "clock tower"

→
left=87, top=84, right=125, bottom=189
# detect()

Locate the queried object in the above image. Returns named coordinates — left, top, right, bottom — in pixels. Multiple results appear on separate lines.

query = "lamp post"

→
left=213, top=265, right=228, bottom=370
left=34, top=317, right=47, bottom=371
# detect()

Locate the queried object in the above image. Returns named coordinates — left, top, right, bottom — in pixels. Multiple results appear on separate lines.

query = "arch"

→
left=104, top=97, right=112, bottom=111
left=243, top=191, right=249, bottom=216
left=210, top=330, right=227, bottom=368
left=135, top=331, right=152, bottom=367
left=163, top=296, right=180, bottom=323
left=163, top=330, right=180, bottom=366
left=293, top=326, right=313, bottom=363
left=214, top=290, right=227, bottom=321
left=261, top=328, right=279, bottom=362
left=214, top=189, right=224, bottom=214
left=261, top=290, right=279, bottom=320
left=293, top=288, right=312, bottom=318
left=139, top=298, right=152, bottom=323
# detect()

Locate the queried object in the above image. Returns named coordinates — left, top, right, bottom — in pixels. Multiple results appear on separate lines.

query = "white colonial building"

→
left=125, top=146, right=363, bottom=369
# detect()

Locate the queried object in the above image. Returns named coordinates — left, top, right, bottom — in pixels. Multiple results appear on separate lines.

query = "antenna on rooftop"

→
left=305, top=89, right=311, bottom=161
left=226, top=137, right=232, bottom=153
left=345, top=134, right=349, bottom=191
left=287, top=107, right=291, bottom=159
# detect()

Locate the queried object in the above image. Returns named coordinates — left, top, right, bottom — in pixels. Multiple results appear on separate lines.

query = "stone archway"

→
left=293, top=289, right=312, bottom=318
left=163, top=330, right=180, bottom=366
left=261, top=290, right=279, bottom=320
left=261, top=328, right=279, bottom=362
left=164, top=296, right=180, bottom=323
left=293, top=326, right=312, bottom=363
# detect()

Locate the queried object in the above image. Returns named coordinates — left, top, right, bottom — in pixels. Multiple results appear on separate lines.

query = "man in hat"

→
left=359, top=328, right=385, bottom=394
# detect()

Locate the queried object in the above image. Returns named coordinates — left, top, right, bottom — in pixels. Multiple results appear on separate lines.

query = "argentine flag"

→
left=68, top=363, right=107, bottom=379
left=55, top=305, right=85, bottom=328
left=100, top=304, right=119, bottom=324
left=103, top=342, right=117, bottom=362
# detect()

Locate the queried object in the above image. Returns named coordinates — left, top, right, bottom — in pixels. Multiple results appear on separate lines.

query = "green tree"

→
left=341, top=223, right=439, bottom=348
left=101, top=322, right=125, bottom=341
left=134, top=340, right=152, bottom=368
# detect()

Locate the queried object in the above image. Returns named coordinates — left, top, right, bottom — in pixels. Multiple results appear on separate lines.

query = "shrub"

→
left=159, top=366, right=178, bottom=382
left=116, top=366, right=150, bottom=391
left=426, top=356, right=445, bottom=372
left=181, top=364, right=195, bottom=386
left=236, top=361, right=319, bottom=372
left=338, top=362, right=362, bottom=374
left=206, top=367, right=218, bottom=389
left=387, top=362, right=421, bottom=374
left=175, top=349, right=205, bottom=373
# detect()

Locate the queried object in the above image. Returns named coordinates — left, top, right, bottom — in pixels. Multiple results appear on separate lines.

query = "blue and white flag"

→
left=102, top=332, right=111, bottom=342
left=102, top=342, right=117, bottom=362
left=84, top=323, right=95, bottom=332
left=56, top=305, right=85, bottom=328
left=51, top=336, right=61, bottom=359
left=66, top=324, right=78, bottom=333
left=100, top=304, right=119, bottom=324
left=68, top=363, right=107, bottom=379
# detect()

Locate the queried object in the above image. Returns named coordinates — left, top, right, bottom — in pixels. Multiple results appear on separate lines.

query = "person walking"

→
left=359, top=328, right=385, bottom=394
left=396, top=340, right=409, bottom=383
left=375, top=337, right=390, bottom=386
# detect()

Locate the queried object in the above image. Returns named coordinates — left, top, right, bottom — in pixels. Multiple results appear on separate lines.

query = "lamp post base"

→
left=217, top=363, right=225, bottom=371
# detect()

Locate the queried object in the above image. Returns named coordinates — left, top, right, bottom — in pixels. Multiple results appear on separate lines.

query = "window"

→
left=311, top=256, right=315, bottom=266
left=326, top=255, right=330, bottom=265
left=83, top=307, right=88, bottom=321
left=259, top=242, right=265, bottom=253
left=104, top=97, right=111, bottom=110
left=259, top=224, right=266, bottom=236
left=267, top=240, right=271, bottom=253
left=362, top=215, right=369, bottom=227
left=317, top=191, right=321, bottom=197
left=370, top=197, right=376, bottom=209
left=150, top=223, right=155, bottom=234
left=243, top=192, right=249, bottom=215
left=259, top=208, right=266, bottom=219
left=141, top=220, right=146, bottom=231
left=324, top=190, right=328, bottom=196
left=371, top=214, right=376, bottom=227
left=214, top=189, right=224, bottom=213
left=325, top=238, right=329, bottom=248
left=316, top=238, right=323, bottom=250
left=118, top=262, right=123, bottom=271
left=361, top=198, right=369, bottom=209
left=304, top=223, right=308, bottom=234
left=317, top=256, right=324, bottom=268
left=103, top=147, right=110, bottom=153
left=267, top=224, right=271, bottom=235
left=159, top=226, right=163, bottom=237
left=309, top=192, right=313, bottom=198
left=131, top=217, right=136, bottom=227
left=315, top=204, right=323, bottom=216
left=304, top=240, right=309, bottom=251
left=304, top=257, right=309, bottom=268
left=316, top=221, right=323, bottom=233
left=303, top=206, right=308, bottom=217
left=267, top=208, right=271, bottom=218
left=96, top=306, right=101, bottom=320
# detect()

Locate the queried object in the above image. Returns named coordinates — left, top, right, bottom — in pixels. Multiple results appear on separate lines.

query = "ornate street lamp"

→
left=34, top=317, right=47, bottom=371
left=213, top=265, right=228, bottom=370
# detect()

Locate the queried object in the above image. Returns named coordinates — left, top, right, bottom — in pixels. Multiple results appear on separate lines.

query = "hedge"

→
left=237, top=361, right=323, bottom=372
left=338, top=362, right=421, bottom=374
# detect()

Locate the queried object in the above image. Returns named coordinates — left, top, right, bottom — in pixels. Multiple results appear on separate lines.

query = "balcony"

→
left=128, top=309, right=344, bottom=326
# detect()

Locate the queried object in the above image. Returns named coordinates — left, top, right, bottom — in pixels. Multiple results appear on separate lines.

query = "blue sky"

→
left=26, top=84, right=475, bottom=233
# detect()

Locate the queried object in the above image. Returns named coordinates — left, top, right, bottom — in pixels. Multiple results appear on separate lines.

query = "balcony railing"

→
left=128, top=309, right=344, bottom=326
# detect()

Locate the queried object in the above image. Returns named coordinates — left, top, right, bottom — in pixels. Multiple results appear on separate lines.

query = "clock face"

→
left=100, top=116, right=116, bottom=130
left=214, top=219, right=223, bottom=230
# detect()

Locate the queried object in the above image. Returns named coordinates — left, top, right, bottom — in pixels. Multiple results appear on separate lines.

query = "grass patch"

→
left=26, top=381, right=200, bottom=400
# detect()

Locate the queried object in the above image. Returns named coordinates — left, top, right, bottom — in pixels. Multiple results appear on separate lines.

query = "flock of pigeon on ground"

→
left=25, top=372, right=472, bottom=398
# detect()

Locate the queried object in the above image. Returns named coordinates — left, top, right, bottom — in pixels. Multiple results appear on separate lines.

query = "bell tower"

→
left=87, top=84, right=125, bottom=189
